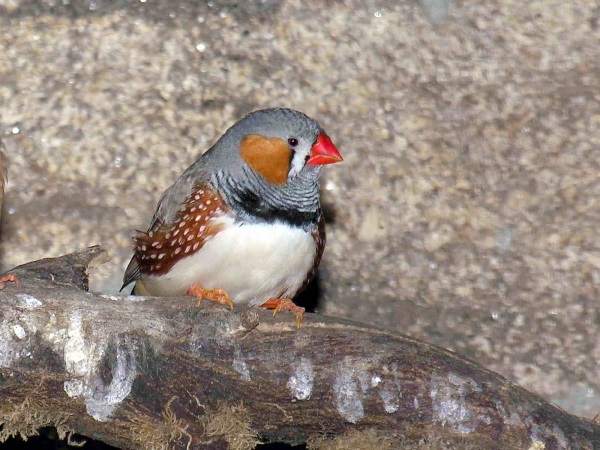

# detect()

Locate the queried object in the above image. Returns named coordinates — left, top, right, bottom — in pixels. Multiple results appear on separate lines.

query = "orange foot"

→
left=261, top=298, right=305, bottom=328
left=0, top=273, right=18, bottom=290
left=187, top=285, right=233, bottom=310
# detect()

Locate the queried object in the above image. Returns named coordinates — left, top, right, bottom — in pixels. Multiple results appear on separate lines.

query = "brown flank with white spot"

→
left=133, top=184, right=227, bottom=276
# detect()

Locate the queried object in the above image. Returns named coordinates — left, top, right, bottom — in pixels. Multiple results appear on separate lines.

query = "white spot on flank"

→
left=333, top=357, right=364, bottom=423
left=16, top=294, right=43, bottom=309
left=174, top=248, right=181, bottom=254
left=195, top=194, right=200, bottom=200
left=193, top=243, right=199, bottom=251
left=206, top=200, right=211, bottom=205
left=195, top=215, right=202, bottom=222
left=187, top=234, right=194, bottom=241
left=165, top=232, right=171, bottom=239
left=174, top=229, right=180, bottom=236
left=185, top=246, right=191, bottom=253
left=190, top=207, right=197, bottom=212
left=288, top=357, right=315, bottom=400
left=233, top=347, right=251, bottom=381
left=141, top=245, right=147, bottom=251
left=183, top=228, right=190, bottom=236
left=158, top=254, right=165, bottom=259
left=179, top=222, right=185, bottom=228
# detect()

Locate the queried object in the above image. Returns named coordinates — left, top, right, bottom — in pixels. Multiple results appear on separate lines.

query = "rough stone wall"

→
left=1, top=0, right=599, bottom=417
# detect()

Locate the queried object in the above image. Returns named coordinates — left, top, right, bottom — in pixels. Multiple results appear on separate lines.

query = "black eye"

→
left=288, top=138, right=299, bottom=147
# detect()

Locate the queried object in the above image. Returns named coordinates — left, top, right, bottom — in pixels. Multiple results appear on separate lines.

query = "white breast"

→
left=137, top=217, right=317, bottom=306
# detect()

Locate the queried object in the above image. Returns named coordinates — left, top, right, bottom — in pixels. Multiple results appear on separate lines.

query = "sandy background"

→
left=1, top=0, right=599, bottom=418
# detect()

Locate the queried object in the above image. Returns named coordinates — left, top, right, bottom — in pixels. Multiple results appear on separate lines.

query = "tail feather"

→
left=121, top=256, right=140, bottom=292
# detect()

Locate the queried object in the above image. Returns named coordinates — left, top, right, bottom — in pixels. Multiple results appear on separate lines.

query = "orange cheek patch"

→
left=240, top=135, right=291, bottom=185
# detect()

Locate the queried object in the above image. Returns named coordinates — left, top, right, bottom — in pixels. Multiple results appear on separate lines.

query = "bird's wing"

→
left=148, top=167, right=209, bottom=232
left=121, top=165, right=212, bottom=290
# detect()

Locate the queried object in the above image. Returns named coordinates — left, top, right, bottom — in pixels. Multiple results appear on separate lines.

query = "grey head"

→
left=193, top=108, right=342, bottom=229
left=198, top=108, right=326, bottom=182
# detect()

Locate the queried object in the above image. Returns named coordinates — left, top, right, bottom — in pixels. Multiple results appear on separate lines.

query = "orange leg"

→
left=187, top=285, right=233, bottom=310
left=261, top=298, right=305, bottom=328
left=0, top=273, right=18, bottom=290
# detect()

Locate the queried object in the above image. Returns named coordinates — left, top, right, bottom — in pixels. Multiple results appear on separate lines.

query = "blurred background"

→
left=1, top=0, right=599, bottom=427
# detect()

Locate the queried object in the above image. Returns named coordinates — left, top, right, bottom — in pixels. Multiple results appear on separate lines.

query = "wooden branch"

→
left=0, top=247, right=598, bottom=449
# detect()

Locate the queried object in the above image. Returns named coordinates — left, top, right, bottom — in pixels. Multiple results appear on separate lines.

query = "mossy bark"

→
left=0, top=247, right=597, bottom=449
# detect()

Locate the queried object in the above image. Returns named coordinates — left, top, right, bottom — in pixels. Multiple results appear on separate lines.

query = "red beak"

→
left=306, top=133, right=343, bottom=166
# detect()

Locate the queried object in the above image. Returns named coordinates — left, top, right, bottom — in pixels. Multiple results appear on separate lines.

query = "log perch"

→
left=0, top=246, right=598, bottom=449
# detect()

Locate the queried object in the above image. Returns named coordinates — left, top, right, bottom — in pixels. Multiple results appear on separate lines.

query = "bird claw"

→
left=0, top=273, right=18, bottom=290
left=187, top=285, right=233, bottom=310
left=261, top=298, right=305, bottom=328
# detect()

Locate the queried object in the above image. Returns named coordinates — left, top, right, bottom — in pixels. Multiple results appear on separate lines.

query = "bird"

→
left=122, top=108, right=342, bottom=326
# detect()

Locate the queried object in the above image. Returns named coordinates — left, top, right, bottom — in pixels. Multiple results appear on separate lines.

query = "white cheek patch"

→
left=288, top=147, right=311, bottom=179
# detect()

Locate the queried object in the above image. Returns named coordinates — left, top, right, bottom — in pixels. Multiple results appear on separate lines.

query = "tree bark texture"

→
left=0, top=247, right=598, bottom=449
